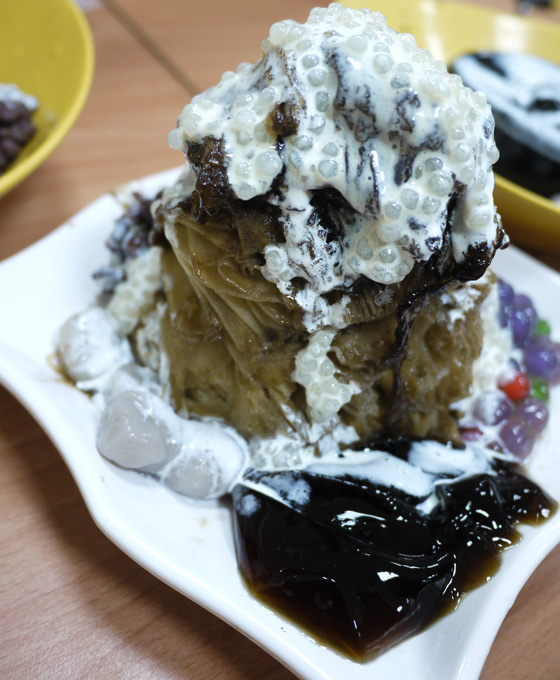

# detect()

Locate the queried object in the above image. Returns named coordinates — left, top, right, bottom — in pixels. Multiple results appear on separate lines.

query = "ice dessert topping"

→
left=169, top=2, right=504, bottom=311
left=56, top=4, right=557, bottom=664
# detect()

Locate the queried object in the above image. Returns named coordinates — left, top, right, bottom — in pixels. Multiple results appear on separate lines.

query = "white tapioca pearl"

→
left=339, top=385, right=353, bottom=402
left=323, top=378, right=340, bottom=394
left=468, top=107, right=479, bottom=123
left=298, top=354, right=318, bottom=372
left=450, top=125, right=466, bottom=140
left=259, top=86, right=276, bottom=104
left=399, top=33, right=417, bottom=50
left=234, top=161, right=251, bottom=177
left=401, top=187, right=419, bottom=210
left=475, top=169, right=487, bottom=188
left=315, top=91, right=329, bottom=112
left=320, top=397, right=341, bottom=416
left=444, top=105, right=461, bottom=125
left=272, top=444, right=301, bottom=469
left=379, top=246, right=398, bottom=263
left=294, top=134, right=313, bottom=150
left=373, top=41, right=390, bottom=53
left=309, top=6, right=327, bottom=21
left=428, top=171, right=453, bottom=196
left=289, top=25, right=305, bottom=40
left=452, top=142, right=471, bottom=162
left=383, top=201, right=402, bottom=220
left=370, top=262, right=395, bottom=284
left=346, top=34, right=368, bottom=53
left=328, top=2, right=344, bottom=14
left=236, top=130, right=252, bottom=145
left=302, top=53, right=320, bottom=69
left=182, top=112, right=201, bottom=135
left=269, top=21, right=291, bottom=46
left=319, top=358, right=336, bottom=377
left=373, top=53, right=393, bottom=74
left=422, top=196, right=441, bottom=214
left=297, top=38, right=313, bottom=51
left=315, top=329, right=334, bottom=348
left=488, top=144, right=500, bottom=164
left=391, top=74, right=410, bottom=89
left=309, top=114, right=325, bottom=132
left=236, top=62, right=253, bottom=76
left=468, top=211, right=492, bottom=228
left=318, top=159, right=338, bottom=178
left=167, top=127, right=183, bottom=151
left=278, top=269, right=293, bottom=282
left=348, top=255, right=361, bottom=273
left=476, top=192, right=490, bottom=205
left=425, top=157, right=443, bottom=172
left=356, top=236, right=374, bottom=259
left=234, top=108, right=257, bottom=128
left=237, top=182, right=259, bottom=201
left=472, top=90, right=487, bottom=109
left=369, top=11, right=387, bottom=25
left=256, top=151, right=282, bottom=177
left=396, top=260, right=413, bottom=277
left=459, top=162, right=475, bottom=183
left=412, top=49, right=430, bottom=64
left=308, top=68, right=327, bottom=86
left=396, top=62, right=413, bottom=73
left=265, top=245, right=288, bottom=274
left=288, top=151, right=303, bottom=169
left=378, top=221, right=402, bottom=242
left=322, top=142, right=339, bottom=156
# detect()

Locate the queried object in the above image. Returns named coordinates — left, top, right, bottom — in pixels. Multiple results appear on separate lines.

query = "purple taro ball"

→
left=499, top=416, right=536, bottom=460
left=516, top=397, right=549, bottom=435
left=523, top=344, right=559, bottom=378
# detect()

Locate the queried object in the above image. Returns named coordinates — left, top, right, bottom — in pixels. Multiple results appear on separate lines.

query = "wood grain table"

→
left=1, top=1, right=559, bottom=678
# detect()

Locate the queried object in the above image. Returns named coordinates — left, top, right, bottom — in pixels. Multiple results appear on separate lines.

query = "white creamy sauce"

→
left=237, top=442, right=507, bottom=517
left=169, top=3, right=501, bottom=326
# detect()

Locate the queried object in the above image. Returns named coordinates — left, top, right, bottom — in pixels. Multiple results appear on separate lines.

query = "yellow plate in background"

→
left=0, top=0, right=94, bottom=197
left=343, top=0, right=560, bottom=251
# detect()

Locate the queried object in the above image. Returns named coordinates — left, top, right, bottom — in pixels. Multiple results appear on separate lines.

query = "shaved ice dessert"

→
left=57, top=4, right=556, bottom=660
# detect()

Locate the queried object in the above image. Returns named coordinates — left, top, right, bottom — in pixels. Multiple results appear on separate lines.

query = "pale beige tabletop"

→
left=1, top=1, right=560, bottom=678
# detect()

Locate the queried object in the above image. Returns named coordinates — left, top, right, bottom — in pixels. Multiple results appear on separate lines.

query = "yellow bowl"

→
left=342, top=0, right=560, bottom=250
left=0, top=0, right=94, bottom=197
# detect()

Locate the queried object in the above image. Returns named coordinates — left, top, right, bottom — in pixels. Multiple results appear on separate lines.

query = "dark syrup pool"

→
left=232, top=454, right=556, bottom=660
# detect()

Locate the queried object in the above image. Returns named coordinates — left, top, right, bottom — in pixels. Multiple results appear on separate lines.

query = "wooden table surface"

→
left=1, top=1, right=560, bottom=678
